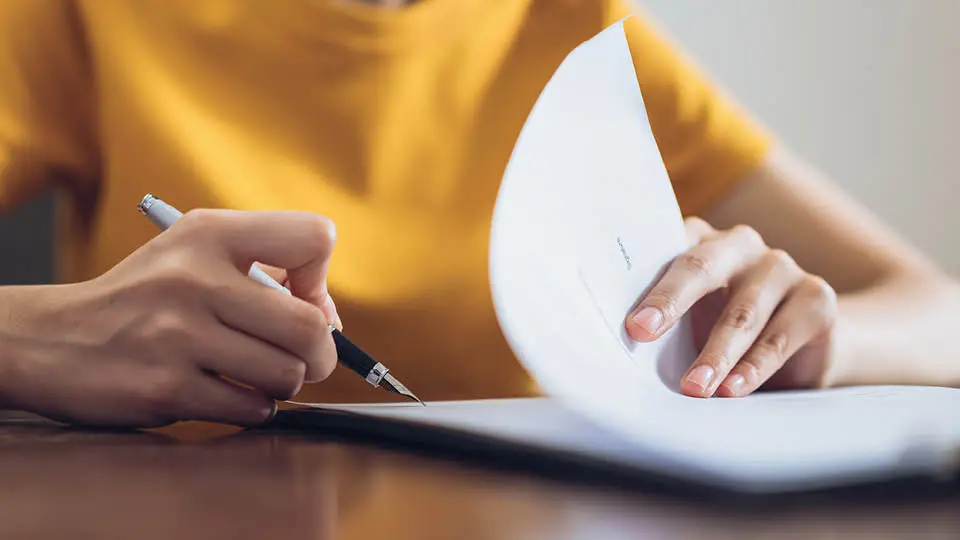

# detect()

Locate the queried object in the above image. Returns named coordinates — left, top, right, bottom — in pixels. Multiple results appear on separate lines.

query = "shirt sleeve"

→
left=0, top=0, right=98, bottom=211
left=604, top=2, right=773, bottom=216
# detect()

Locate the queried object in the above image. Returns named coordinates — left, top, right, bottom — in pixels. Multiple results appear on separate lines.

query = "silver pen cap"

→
left=137, top=194, right=184, bottom=230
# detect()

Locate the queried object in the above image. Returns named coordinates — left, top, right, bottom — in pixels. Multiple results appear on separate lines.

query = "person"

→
left=0, top=0, right=957, bottom=429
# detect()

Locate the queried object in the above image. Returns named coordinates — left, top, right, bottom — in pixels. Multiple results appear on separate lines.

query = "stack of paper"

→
left=291, top=20, right=960, bottom=494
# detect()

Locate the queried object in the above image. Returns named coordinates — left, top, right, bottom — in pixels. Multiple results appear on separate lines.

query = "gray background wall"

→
left=1, top=1, right=957, bottom=283
left=640, top=0, right=960, bottom=274
left=0, top=194, right=54, bottom=285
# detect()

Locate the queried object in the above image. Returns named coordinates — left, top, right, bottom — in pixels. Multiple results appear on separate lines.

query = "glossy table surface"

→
left=1, top=410, right=958, bottom=539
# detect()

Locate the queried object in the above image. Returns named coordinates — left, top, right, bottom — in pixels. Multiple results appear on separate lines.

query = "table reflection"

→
left=0, top=430, right=349, bottom=538
left=0, top=411, right=957, bottom=540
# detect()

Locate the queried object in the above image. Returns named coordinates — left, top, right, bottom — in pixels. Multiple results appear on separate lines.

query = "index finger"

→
left=626, top=226, right=766, bottom=342
left=182, top=209, right=337, bottom=308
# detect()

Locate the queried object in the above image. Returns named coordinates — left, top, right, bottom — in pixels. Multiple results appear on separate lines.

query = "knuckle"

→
left=803, top=274, right=835, bottom=297
left=722, top=303, right=757, bottom=331
left=683, top=217, right=715, bottom=247
left=139, top=369, right=189, bottom=414
left=754, top=331, right=789, bottom=363
left=273, top=360, right=307, bottom=400
left=684, top=216, right=713, bottom=234
left=704, top=351, right=735, bottom=373
left=738, top=359, right=763, bottom=382
left=176, top=208, right=219, bottom=232
left=766, top=249, right=798, bottom=271
left=305, top=214, right=337, bottom=251
left=803, top=275, right=839, bottom=321
left=684, top=216, right=709, bottom=228
left=731, top=224, right=765, bottom=248
left=150, top=255, right=205, bottom=296
left=676, top=251, right=714, bottom=280
left=642, top=290, right=682, bottom=320
left=139, top=311, right=192, bottom=347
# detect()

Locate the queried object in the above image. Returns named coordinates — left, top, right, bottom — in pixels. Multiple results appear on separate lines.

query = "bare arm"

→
left=704, top=148, right=960, bottom=388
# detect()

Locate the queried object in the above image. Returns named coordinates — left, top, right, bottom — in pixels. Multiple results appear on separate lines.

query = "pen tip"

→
left=382, top=373, right=426, bottom=407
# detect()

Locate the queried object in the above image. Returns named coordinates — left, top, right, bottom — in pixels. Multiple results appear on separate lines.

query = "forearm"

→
left=825, top=271, right=960, bottom=388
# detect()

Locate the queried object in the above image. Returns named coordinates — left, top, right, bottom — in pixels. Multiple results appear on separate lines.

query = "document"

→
left=291, top=20, right=960, bottom=493
left=293, top=391, right=960, bottom=493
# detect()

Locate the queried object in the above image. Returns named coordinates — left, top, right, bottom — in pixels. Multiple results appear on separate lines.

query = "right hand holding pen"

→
left=0, top=210, right=340, bottom=428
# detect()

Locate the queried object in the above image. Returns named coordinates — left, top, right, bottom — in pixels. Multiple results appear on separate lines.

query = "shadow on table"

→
left=266, top=407, right=960, bottom=512
left=1, top=410, right=957, bottom=540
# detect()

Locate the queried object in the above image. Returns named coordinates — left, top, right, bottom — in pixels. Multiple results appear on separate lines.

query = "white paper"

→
left=490, top=18, right=706, bottom=449
left=489, top=20, right=696, bottom=408
left=304, top=389, right=960, bottom=492
left=300, top=20, right=960, bottom=493
left=485, top=19, right=960, bottom=489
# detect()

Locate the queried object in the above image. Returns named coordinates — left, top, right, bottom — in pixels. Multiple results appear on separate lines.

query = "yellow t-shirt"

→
left=0, top=0, right=769, bottom=402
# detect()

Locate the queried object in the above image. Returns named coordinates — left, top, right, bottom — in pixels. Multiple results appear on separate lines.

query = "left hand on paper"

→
left=625, top=218, right=838, bottom=398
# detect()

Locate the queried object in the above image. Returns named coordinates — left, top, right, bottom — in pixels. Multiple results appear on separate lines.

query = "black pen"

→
left=136, top=193, right=425, bottom=406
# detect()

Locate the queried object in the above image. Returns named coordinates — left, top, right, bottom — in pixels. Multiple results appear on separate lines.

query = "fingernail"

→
left=322, top=295, right=338, bottom=326
left=259, top=401, right=279, bottom=426
left=631, top=307, right=663, bottom=334
left=720, top=374, right=746, bottom=397
left=684, top=365, right=715, bottom=391
left=334, top=313, right=343, bottom=331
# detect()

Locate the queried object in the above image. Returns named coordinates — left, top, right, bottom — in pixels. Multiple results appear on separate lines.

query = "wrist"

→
left=0, top=287, right=26, bottom=409
left=0, top=335, right=19, bottom=410
left=0, top=284, right=75, bottom=410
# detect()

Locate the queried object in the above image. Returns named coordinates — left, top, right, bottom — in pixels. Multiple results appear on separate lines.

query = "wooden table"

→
left=1, top=410, right=957, bottom=539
